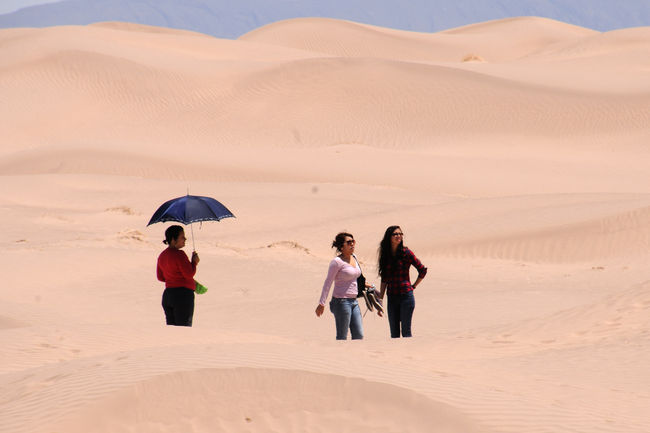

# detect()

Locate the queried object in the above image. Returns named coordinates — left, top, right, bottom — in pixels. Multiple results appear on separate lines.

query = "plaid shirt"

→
left=382, top=247, right=427, bottom=295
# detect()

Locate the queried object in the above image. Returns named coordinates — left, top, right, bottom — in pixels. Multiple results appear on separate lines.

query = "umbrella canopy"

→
left=147, top=195, right=235, bottom=226
left=147, top=195, right=235, bottom=250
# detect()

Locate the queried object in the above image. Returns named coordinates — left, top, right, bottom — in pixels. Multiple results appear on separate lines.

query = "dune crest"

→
left=240, top=16, right=599, bottom=62
left=89, top=21, right=214, bottom=37
left=441, top=16, right=596, bottom=37
left=526, top=26, right=650, bottom=60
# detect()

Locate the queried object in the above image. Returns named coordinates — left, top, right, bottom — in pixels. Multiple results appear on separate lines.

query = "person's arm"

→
left=378, top=281, right=387, bottom=299
left=177, top=250, right=197, bottom=279
left=407, top=248, right=427, bottom=288
left=156, top=261, right=165, bottom=282
left=316, top=259, right=340, bottom=316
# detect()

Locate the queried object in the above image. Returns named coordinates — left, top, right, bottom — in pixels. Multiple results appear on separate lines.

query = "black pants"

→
left=162, top=287, right=195, bottom=327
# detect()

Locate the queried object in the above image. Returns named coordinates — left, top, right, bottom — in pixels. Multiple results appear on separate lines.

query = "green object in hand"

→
left=195, top=281, right=208, bottom=294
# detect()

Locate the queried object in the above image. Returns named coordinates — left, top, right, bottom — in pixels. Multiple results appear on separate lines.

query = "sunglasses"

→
left=345, top=240, right=356, bottom=245
left=392, top=232, right=404, bottom=237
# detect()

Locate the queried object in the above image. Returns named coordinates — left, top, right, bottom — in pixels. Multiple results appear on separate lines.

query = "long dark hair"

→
left=163, top=225, right=184, bottom=245
left=332, top=232, right=353, bottom=252
left=378, top=225, right=403, bottom=277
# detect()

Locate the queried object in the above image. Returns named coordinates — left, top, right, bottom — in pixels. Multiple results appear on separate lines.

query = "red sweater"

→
left=157, top=247, right=196, bottom=290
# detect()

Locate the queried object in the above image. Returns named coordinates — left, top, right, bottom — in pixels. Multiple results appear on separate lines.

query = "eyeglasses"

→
left=345, top=240, right=356, bottom=245
left=391, top=232, right=404, bottom=237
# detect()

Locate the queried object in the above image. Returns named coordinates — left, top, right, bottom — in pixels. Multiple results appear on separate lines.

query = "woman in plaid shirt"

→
left=378, top=225, right=427, bottom=338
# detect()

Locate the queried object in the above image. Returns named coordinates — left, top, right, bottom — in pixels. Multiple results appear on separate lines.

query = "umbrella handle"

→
left=187, top=188, right=195, bottom=252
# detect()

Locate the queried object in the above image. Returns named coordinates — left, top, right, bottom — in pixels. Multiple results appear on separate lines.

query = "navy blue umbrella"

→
left=147, top=194, right=235, bottom=250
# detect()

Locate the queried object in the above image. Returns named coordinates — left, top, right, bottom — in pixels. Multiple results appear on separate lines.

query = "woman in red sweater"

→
left=157, top=225, right=200, bottom=326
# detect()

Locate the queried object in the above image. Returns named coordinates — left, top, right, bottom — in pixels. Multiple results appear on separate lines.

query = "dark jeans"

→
left=387, top=291, right=415, bottom=338
left=162, top=287, right=195, bottom=327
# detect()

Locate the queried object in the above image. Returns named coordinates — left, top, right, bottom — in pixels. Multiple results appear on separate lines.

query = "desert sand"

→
left=1, top=16, right=649, bottom=433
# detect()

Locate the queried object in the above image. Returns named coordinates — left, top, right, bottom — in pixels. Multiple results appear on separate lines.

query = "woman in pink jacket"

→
left=315, top=232, right=366, bottom=340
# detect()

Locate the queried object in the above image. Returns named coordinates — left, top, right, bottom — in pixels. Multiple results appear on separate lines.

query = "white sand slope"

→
left=1, top=16, right=650, bottom=433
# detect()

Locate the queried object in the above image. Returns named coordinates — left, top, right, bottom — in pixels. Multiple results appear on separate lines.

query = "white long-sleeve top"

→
left=318, top=256, right=361, bottom=306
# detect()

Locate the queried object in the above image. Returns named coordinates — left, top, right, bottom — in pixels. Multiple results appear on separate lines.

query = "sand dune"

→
left=2, top=15, right=650, bottom=433
left=240, top=17, right=466, bottom=62
left=240, top=16, right=597, bottom=63
left=89, top=21, right=217, bottom=37
left=50, top=368, right=482, bottom=433
left=417, top=194, right=650, bottom=262
left=441, top=16, right=595, bottom=37
left=3, top=48, right=648, bottom=154
left=488, top=279, right=650, bottom=347
left=527, top=26, right=650, bottom=60
left=460, top=26, right=650, bottom=93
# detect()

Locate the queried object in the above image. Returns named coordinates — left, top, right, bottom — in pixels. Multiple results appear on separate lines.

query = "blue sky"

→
left=0, top=0, right=62, bottom=14
left=1, top=0, right=648, bottom=37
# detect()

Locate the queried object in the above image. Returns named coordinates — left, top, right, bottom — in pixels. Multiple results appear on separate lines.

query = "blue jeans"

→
left=387, top=291, right=415, bottom=338
left=329, top=297, right=364, bottom=340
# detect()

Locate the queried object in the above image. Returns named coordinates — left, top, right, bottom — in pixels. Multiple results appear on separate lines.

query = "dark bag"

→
left=354, top=255, right=366, bottom=298
left=353, top=256, right=384, bottom=314
left=357, top=273, right=366, bottom=298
